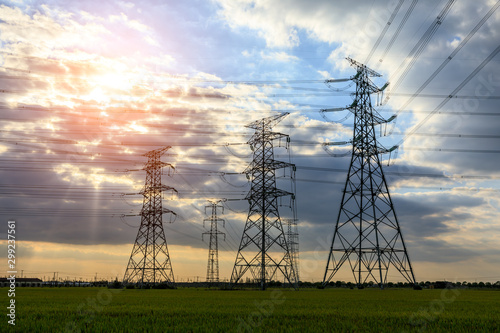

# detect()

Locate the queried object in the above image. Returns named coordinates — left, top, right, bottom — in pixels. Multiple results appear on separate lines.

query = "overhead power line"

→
left=392, top=0, right=500, bottom=115
left=365, top=0, right=406, bottom=65
left=378, top=0, right=419, bottom=65
left=385, top=0, right=456, bottom=100
left=398, top=43, right=500, bottom=146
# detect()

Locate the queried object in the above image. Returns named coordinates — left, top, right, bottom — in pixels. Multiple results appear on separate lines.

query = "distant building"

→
left=0, top=277, right=43, bottom=287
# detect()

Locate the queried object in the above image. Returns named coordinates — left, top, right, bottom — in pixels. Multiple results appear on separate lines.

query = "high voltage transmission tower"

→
left=123, top=146, right=177, bottom=287
left=231, top=113, right=298, bottom=290
left=284, top=218, right=299, bottom=282
left=202, top=200, right=225, bottom=284
left=323, top=58, right=416, bottom=289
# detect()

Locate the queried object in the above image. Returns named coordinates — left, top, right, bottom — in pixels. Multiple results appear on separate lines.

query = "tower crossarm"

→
left=267, top=160, right=294, bottom=171
left=142, top=146, right=172, bottom=158
left=143, top=161, right=174, bottom=171
left=372, top=114, right=396, bottom=126
left=376, top=145, right=398, bottom=155
left=321, top=100, right=359, bottom=114
left=248, top=131, right=289, bottom=146
left=140, top=185, right=178, bottom=195
left=245, top=112, right=289, bottom=131
left=243, top=160, right=294, bottom=174
left=246, top=188, right=292, bottom=201
left=268, top=188, right=293, bottom=198
left=347, top=57, right=382, bottom=77
left=140, top=207, right=176, bottom=217
left=325, top=78, right=351, bottom=83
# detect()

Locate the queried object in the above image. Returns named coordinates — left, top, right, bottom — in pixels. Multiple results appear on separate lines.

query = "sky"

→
left=0, top=0, right=499, bottom=283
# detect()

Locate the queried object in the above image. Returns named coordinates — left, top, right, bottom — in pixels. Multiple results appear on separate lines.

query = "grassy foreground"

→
left=2, top=287, right=499, bottom=332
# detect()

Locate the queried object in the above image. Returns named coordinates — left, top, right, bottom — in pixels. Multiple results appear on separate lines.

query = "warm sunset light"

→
left=0, top=1, right=499, bottom=331
left=0, top=0, right=499, bottom=283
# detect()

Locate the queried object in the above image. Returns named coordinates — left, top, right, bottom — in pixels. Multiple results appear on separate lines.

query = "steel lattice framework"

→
left=284, top=218, right=299, bottom=282
left=323, top=58, right=416, bottom=289
left=231, top=113, right=298, bottom=290
left=123, top=146, right=176, bottom=286
left=202, top=200, right=225, bottom=284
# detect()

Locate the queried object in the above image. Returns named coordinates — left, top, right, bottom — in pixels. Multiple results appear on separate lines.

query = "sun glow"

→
left=87, top=87, right=108, bottom=104
left=75, top=139, right=102, bottom=153
left=54, top=163, right=136, bottom=189
left=98, top=73, right=132, bottom=91
left=128, top=122, right=148, bottom=133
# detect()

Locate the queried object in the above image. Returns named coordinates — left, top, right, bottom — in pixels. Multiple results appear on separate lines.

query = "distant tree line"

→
left=317, top=280, right=500, bottom=289
left=10, top=277, right=500, bottom=289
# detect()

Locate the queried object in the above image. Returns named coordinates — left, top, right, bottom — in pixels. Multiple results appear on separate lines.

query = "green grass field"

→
left=2, top=287, right=499, bottom=332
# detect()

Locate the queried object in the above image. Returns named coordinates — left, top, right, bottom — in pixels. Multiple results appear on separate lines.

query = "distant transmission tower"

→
left=284, top=218, right=299, bottom=282
left=202, top=200, right=225, bottom=284
left=123, top=146, right=177, bottom=286
left=323, top=58, right=416, bottom=289
left=231, top=113, right=298, bottom=290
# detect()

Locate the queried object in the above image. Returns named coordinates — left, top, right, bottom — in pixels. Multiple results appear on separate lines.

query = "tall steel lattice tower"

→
left=202, top=200, right=225, bottom=284
left=323, top=58, right=416, bottom=289
left=123, top=146, right=177, bottom=286
left=284, top=218, right=299, bottom=282
left=231, top=113, right=298, bottom=290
